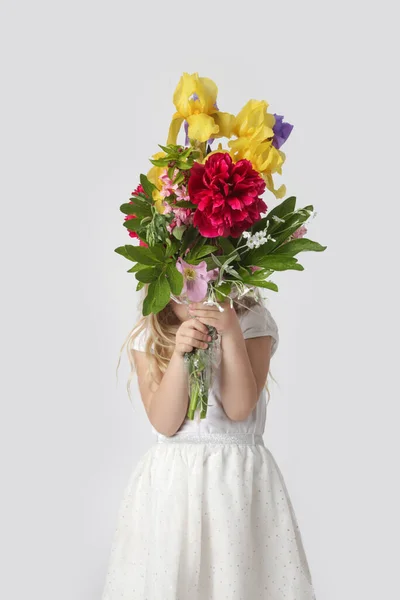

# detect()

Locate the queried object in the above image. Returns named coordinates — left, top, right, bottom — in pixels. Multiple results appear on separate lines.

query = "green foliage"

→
left=274, top=238, right=327, bottom=257
left=166, top=263, right=184, bottom=295
left=214, top=281, right=232, bottom=302
left=256, top=255, right=304, bottom=271
left=149, top=144, right=201, bottom=174
left=187, top=244, right=218, bottom=263
left=135, top=266, right=162, bottom=283
left=120, top=198, right=152, bottom=218
left=115, top=190, right=326, bottom=314
left=115, top=244, right=163, bottom=265
left=139, top=174, right=156, bottom=199
left=143, top=275, right=171, bottom=315
left=180, top=225, right=200, bottom=255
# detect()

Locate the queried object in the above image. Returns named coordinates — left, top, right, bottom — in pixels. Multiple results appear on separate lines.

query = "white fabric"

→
left=102, top=303, right=316, bottom=599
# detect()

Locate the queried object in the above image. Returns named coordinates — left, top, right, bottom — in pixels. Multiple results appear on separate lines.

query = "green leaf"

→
left=143, top=276, right=171, bottom=315
left=274, top=238, right=327, bottom=257
left=115, top=246, right=131, bottom=260
left=119, top=202, right=137, bottom=215
left=158, top=144, right=172, bottom=153
left=210, top=253, right=222, bottom=267
left=174, top=200, right=198, bottom=209
left=136, top=280, right=145, bottom=291
left=242, top=278, right=279, bottom=292
left=149, top=158, right=170, bottom=167
left=176, top=161, right=192, bottom=170
left=213, top=281, right=232, bottom=302
left=135, top=266, right=162, bottom=283
left=180, top=225, right=199, bottom=254
left=166, top=263, right=184, bottom=295
left=123, top=219, right=142, bottom=232
left=124, top=245, right=163, bottom=265
left=267, top=196, right=297, bottom=222
left=172, top=225, right=186, bottom=240
left=127, top=263, right=148, bottom=273
left=251, top=197, right=297, bottom=235
left=257, top=255, right=304, bottom=271
left=120, top=200, right=152, bottom=218
left=165, top=238, right=180, bottom=258
left=189, top=244, right=218, bottom=261
left=217, top=237, right=237, bottom=256
left=268, top=209, right=314, bottom=249
left=140, top=174, right=156, bottom=199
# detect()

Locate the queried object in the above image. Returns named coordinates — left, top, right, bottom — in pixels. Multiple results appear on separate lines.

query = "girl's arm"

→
left=186, top=300, right=273, bottom=422
left=219, top=323, right=273, bottom=421
left=133, top=318, right=211, bottom=437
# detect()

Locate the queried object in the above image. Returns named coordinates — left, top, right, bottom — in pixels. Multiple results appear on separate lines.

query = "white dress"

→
left=102, top=303, right=316, bottom=599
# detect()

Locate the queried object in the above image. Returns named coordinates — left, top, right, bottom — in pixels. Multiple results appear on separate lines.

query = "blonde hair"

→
left=116, top=283, right=276, bottom=404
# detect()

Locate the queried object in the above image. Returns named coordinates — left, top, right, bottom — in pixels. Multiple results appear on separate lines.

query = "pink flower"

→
left=159, top=170, right=179, bottom=199
left=166, top=207, right=193, bottom=233
left=162, top=201, right=173, bottom=214
left=176, top=258, right=219, bottom=302
left=291, top=225, right=307, bottom=239
left=250, top=265, right=263, bottom=273
left=124, top=184, right=149, bottom=244
left=175, top=185, right=190, bottom=202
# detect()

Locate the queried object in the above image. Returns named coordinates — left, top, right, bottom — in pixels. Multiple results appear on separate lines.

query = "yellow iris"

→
left=228, top=100, right=286, bottom=199
left=167, top=72, right=235, bottom=145
left=231, top=99, right=275, bottom=143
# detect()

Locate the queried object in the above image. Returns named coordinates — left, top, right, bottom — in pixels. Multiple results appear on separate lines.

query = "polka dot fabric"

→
left=101, top=303, right=316, bottom=599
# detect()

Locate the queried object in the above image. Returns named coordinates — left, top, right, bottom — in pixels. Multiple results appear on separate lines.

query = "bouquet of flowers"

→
left=115, top=72, right=326, bottom=420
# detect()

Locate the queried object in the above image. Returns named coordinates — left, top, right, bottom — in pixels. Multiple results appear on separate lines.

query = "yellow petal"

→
left=172, top=72, right=218, bottom=118
left=233, top=99, right=275, bottom=142
left=152, top=188, right=165, bottom=213
left=196, top=76, right=218, bottom=115
left=166, top=113, right=184, bottom=145
left=147, top=152, right=166, bottom=190
left=263, top=173, right=286, bottom=199
left=212, top=111, right=235, bottom=139
left=186, top=114, right=219, bottom=143
left=173, top=73, right=198, bottom=117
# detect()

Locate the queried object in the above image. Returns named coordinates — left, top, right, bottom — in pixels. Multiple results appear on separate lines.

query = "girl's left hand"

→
left=187, top=298, right=239, bottom=336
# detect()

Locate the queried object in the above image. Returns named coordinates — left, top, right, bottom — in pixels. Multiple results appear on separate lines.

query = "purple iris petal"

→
left=272, top=113, right=294, bottom=149
left=184, top=120, right=189, bottom=146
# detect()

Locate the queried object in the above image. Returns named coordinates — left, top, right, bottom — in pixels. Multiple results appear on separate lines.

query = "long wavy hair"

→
left=116, top=284, right=276, bottom=405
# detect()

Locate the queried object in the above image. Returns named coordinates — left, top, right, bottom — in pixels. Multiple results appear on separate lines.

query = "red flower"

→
left=123, top=184, right=148, bottom=246
left=188, top=153, right=267, bottom=238
left=132, top=184, right=145, bottom=196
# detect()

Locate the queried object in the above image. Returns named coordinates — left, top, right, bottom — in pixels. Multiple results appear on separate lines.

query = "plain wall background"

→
left=1, top=1, right=399, bottom=598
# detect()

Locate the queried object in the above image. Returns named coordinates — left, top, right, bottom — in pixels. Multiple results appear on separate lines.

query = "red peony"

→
left=188, top=152, right=267, bottom=238
left=124, top=184, right=148, bottom=246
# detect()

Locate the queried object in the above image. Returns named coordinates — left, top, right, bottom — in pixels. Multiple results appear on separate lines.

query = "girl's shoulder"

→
left=131, top=324, right=154, bottom=354
left=238, top=302, right=279, bottom=357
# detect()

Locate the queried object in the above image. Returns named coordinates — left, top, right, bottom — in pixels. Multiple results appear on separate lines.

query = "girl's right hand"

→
left=174, top=317, right=212, bottom=356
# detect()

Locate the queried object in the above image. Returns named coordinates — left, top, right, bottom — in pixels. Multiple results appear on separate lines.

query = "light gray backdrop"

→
left=1, top=0, right=399, bottom=598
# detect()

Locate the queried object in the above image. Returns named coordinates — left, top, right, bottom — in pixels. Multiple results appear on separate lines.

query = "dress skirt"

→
left=101, top=432, right=316, bottom=600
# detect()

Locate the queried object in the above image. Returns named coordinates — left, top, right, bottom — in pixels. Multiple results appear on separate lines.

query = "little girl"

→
left=101, top=285, right=316, bottom=599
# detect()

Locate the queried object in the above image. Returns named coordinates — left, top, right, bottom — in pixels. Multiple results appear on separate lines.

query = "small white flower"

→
left=242, top=231, right=251, bottom=239
left=247, top=239, right=255, bottom=249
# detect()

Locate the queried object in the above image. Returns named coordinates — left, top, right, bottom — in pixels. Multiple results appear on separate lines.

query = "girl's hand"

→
left=187, top=298, right=239, bottom=335
left=174, top=316, right=213, bottom=357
